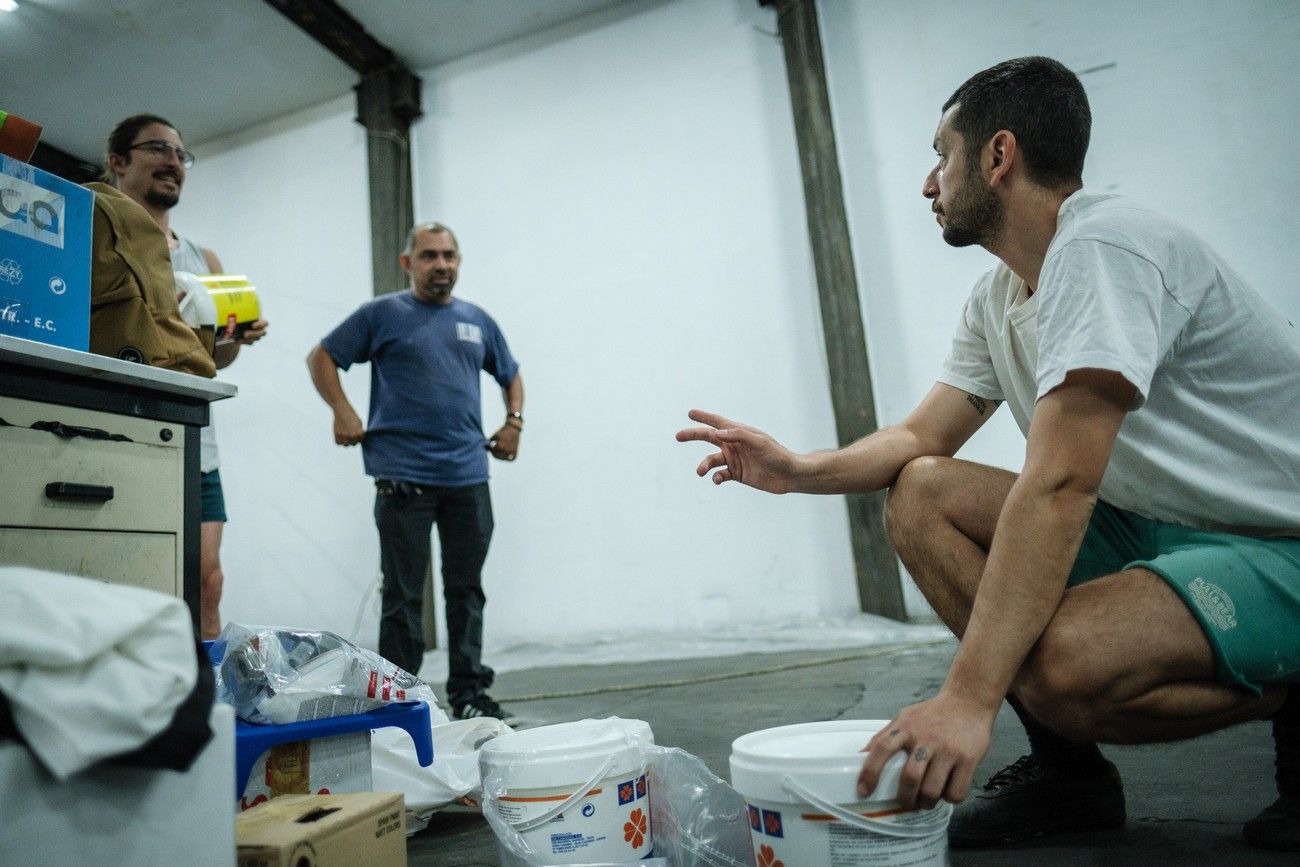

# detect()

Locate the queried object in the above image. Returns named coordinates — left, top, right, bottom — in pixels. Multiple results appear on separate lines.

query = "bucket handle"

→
left=509, top=755, right=618, bottom=833
left=780, top=775, right=952, bottom=839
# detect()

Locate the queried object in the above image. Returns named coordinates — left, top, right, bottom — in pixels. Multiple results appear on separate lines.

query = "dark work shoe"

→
left=1243, top=795, right=1300, bottom=850
left=1245, top=686, right=1300, bottom=851
left=949, top=754, right=1126, bottom=848
left=453, top=693, right=519, bottom=726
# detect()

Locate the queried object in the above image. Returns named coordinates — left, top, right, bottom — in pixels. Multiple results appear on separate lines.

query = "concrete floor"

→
left=406, top=640, right=1291, bottom=866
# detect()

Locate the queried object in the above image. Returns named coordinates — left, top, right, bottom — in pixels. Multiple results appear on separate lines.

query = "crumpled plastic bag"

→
left=211, top=623, right=447, bottom=725
left=647, top=747, right=754, bottom=867
left=372, top=716, right=510, bottom=835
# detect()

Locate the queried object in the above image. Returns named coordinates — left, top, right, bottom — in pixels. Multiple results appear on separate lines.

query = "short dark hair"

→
left=943, top=57, right=1090, bottom=188
left=102, top=114, right=180, bottom=183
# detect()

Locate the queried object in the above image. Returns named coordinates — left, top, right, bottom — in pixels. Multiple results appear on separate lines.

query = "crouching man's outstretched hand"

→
left=675, top=409, right=802, bottom=495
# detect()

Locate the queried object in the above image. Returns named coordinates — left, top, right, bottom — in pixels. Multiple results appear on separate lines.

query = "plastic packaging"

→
left=174, top=271, right=216, bottom=330
left=211, top=623, right=445, bottom=725
left=372, top=716, right=510, bottom=834
left=647, top=747, right=754, bottom=867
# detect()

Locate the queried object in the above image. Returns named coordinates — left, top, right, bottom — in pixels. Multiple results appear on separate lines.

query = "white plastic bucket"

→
left=730, top=720, right=951, bottom=867
left=480, top=718, right=655, bottom=865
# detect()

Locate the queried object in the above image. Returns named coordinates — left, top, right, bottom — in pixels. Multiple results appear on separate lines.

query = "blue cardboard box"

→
left=0, top=155, right=93, bottom=350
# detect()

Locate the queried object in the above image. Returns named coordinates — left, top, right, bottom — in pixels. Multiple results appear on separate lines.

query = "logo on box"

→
left=1, top=173, right=66, bottom=250
left=0, top=155, right=92, bottom=351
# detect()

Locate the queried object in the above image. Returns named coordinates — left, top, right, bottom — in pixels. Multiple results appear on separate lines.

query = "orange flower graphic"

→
left=623, top=807, right=648, bottom=849
left=757, top=843, right=784, bottom=867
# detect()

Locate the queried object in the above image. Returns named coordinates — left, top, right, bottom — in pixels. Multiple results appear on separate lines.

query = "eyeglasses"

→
left=129, top=140, right=195, bottom=168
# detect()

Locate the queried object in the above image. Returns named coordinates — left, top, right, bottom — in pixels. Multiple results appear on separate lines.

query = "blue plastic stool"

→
left=203, top=641, right=436, bottom=798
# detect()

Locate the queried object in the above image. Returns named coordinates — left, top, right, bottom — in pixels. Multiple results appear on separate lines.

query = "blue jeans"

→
left=374, top=480, right=495, bottom=706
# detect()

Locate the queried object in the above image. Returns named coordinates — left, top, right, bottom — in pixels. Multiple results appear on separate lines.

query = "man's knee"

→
left=889, top=454, right=951, bottom=514
left=886, top=456, right=958, bottom=539
left=1017, top=624, right=1111, bottom=740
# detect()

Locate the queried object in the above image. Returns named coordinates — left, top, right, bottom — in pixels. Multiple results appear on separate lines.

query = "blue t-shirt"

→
left=321, top=292, right=520, bottom=486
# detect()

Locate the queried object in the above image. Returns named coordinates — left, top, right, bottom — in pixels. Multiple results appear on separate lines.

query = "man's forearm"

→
left=791, top=424, right=930, bottom=495
left=503, top=374, right=524, bottom=414
left=942, top=479, right=1096, bottom=709
left=307, top=346, right=354, bottom=415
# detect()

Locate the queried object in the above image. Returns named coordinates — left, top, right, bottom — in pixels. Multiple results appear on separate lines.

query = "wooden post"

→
left=760, top=0, right=905, bottom=620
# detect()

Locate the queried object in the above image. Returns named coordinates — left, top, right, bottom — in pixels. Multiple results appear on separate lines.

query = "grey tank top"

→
left=171, top=234, right=209, bottom=275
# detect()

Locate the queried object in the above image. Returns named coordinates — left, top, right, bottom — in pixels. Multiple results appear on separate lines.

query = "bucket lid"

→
left=730, top=720, right=907, bottom=805
left=480, top=718, right=653, bottom=791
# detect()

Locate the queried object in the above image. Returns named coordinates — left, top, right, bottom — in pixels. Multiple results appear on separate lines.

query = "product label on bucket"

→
left=826, top=822, right=946, bottom=864
left=495, top=773, right=653, bottom=863
left=745, top=799, right=946, bottom=867
left=551, top=830, right=602, bottom=855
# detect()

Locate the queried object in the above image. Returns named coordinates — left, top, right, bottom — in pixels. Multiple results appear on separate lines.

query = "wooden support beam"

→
left=355, top=66, right=422, bottom=297
left=760, top=0, right=906, bottom=620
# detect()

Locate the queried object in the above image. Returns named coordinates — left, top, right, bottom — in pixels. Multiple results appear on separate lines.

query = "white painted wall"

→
left=408, top=0, right=865, bottom=648
left=178, top=0, right=860, bottom=655
left=175, top=98, right=380, bottom=637
left=173, top=0, right=1300, bottom=660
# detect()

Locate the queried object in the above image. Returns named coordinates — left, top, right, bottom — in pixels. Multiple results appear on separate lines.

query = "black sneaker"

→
left=948, top=754, right=1126, bottom=848
left=452, top=694, right=519, bottom=726
left=1245, top=687, right=1300, bottom=851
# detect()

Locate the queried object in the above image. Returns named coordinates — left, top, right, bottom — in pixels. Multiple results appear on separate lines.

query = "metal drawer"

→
left=0, top=394, right=183, bottom=533
left=0, top=527, right=179, bottom=597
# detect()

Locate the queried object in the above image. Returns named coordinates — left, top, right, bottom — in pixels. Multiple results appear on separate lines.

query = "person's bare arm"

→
left=488, top=374, right=525, bottom=461
left=857, top=368, right=1135, bottom=808
left=676, top=382, right=1000, bottom=495
left=307, top=343, right=365, bottom=446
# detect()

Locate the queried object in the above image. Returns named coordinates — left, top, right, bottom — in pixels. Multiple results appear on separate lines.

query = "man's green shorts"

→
left=1069, top=500, right=1300, bottom=695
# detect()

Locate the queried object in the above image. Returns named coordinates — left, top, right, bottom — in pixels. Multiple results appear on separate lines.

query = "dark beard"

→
left=423, top=275, right=453, bottom=295
left=144, top=187, right=180, bottom=210
left=941, top=171, right=1002, bottom=248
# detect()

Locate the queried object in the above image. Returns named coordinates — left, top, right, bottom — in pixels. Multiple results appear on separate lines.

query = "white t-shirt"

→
left=940, top=192, right=1300, bottom=536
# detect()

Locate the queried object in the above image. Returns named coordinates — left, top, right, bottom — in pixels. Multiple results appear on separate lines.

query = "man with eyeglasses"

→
left=104, top=114, right=269, bottom=640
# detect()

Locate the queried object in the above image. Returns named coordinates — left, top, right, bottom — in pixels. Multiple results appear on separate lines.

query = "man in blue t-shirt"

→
left=308, top=222, right=524, bottom=723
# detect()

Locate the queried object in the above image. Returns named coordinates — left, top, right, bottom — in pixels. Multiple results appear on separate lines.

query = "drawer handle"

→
left=44, top=482, right=116, bottom=503
left=30, top=420, right=133, bottom=443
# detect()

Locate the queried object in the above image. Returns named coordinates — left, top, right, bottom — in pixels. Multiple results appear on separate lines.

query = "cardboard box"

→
left=0, top=154, right=92, bottom=350
left=239, top=731, right=373, bottom=812
left=236, top=791, right=406, bottom=867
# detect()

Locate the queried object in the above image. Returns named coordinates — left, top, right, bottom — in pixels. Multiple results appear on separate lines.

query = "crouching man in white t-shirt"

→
left=678, top=56, right=1300, bottom=852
